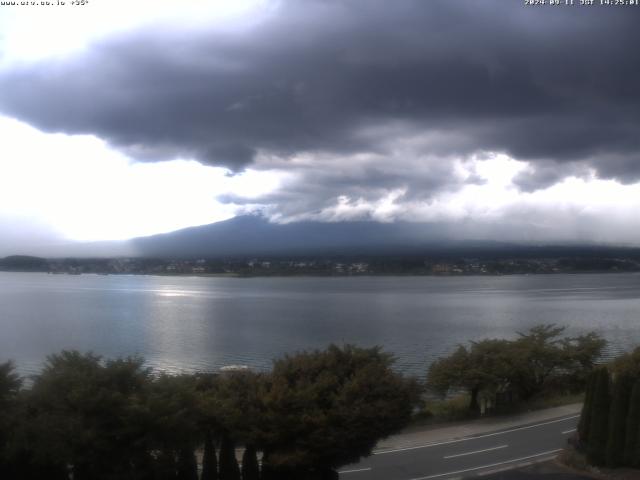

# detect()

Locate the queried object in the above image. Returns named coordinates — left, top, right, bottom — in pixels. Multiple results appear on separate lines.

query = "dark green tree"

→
left=608, top=347, right=640, bottom=468
left=193, top=372, right=223, bottom=480
left=211, top=371, right=266, bottom=446
left=510, top=324, right=569, bottom=400
left=260, top=454, right=277, bottom=480
left=428, top=325, right=605, bottom=412
left=241, top=445, right=260, bottom=480
left=427, top=340, right=513, bottom=413
left=205, top=370, right=266, bottom=479
left=575, top=348, right=640, bottom=469
left=586, top=367, right=611, bottom=466
left=153, top=451, right=178, bottom=480
left=260, top=345, right=420, bottom=477
left=623, top=381, right=640, bottom=468
left=577, top=369, right=596, bottom=446
left=177, top=447, right=198, bottom=480
left=145, top=374, right=203, bottom=479
left=201, top=431, right=218, bottom=480
left=560, top=332, right=607, bottom=390
left=605, top=374, right=633, bottom=467
left=24, top=351, right=153, bottom=479
left=0, top=361, right=21, bottom=402
left=612, top=347, right=640, bottom=378
left=219, top=435, right=241, bottom=480
left=0, top=361, right=22, bottom=479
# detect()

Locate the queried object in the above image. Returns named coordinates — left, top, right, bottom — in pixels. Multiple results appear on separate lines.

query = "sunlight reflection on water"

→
left=1, top=272, right=639, bottom=379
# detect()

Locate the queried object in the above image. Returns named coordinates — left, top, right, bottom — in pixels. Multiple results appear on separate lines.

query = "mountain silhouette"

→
left=131, top=215, right=451, bottom=258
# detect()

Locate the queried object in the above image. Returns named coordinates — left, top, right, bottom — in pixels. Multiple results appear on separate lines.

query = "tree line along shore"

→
left=0, top=325, right=638, bottom=479
left=3, top=253, right=640, bottom=276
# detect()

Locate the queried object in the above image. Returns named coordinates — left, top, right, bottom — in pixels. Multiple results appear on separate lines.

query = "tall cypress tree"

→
left=218, top=435, right=241, bottom=480
left=587, top=367, right=611, bottom=466
left=176, top=447, right=198, bottom=480
left=241, top=445, right=260, bottom=480
left=578, top=369, right=596, bottom=446
left=260, top=451, right=276, bottom=480
left=154, top=451, right=178, bottom=480
left=605, top=374, right=633, bottom=467
left=202, top=432, right=218, bottom=480
left=623, top=381, right=640, bottom=468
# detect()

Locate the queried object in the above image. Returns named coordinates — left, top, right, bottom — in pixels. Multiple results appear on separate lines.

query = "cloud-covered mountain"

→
left=6, top=215, right=640, bottom=260
left=131, top=215, right=453, bottom=258
left=129, top=215, right=640, bottom=259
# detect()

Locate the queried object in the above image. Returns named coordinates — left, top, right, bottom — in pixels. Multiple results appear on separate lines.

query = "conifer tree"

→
left=0, top=361, right=21, bottom=480
left=154, top=451, right=178, bottom=480
left=578, top=369, right=596, bottom=446
left=219, top=435, right=241, bottom=480
left=260, top=451, right=277, bottom=480
left=605, top=374, right=633, bottom=467
left=241, top=445, right=260, bottom=480
left=202, top=431, right=218, bottom=480
left=177, top=447, right=198, bottom=480
left=623, top=381, right=640, bottom=468
left=587, top=367, right=611, bottom=466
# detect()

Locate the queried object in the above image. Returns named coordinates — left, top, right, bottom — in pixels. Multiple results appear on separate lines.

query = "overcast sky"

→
left=2, top=0, right=640, bottom=255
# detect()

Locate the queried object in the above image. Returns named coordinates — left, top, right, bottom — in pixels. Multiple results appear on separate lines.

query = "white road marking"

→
left=338, top=467, right=372, bottom=474
left=562, top=428, right=577, bottom=434
left=374, top=415, right=579, bottom=455
left=409, top=449, right=563, bottom=480
left=443, top=444, right=508, bottom=459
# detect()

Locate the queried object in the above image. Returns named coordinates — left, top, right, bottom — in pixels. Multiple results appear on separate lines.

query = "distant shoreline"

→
left=2, top=253, right=640, bottom=277
left=1, top=269, right=639, bottom=278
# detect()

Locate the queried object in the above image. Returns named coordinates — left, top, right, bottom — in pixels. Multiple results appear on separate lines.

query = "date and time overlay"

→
left=526, top=0, right=640, bottom=6
left=1, top=0, right=639, bottom=8
left=0, top=1, right=88, bottom=6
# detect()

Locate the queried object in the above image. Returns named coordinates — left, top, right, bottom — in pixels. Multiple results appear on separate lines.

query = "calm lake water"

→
left=1, top=272, right=639, bottom=378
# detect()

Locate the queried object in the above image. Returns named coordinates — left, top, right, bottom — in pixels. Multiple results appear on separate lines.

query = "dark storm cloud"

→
left=1, top=0, right=640, bottom=184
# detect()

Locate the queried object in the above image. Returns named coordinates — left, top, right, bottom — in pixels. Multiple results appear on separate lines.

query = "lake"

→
left=1, top=272, right=639, bottom=378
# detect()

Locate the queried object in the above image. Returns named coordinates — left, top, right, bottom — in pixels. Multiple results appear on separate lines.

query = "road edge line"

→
left=408, top=449, right=563, bottom=480
left=374, top=415, right=579, bottom=455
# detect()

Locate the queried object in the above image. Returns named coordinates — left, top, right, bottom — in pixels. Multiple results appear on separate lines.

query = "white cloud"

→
left=0, top=0, right=270, bottom=67
left=260, top=151, right=640, bottom=245
left=0, top=115, right=282, bottom=242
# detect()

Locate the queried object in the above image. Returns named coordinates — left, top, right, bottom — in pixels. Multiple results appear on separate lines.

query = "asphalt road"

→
left=338, top=414, right=580, bottom=480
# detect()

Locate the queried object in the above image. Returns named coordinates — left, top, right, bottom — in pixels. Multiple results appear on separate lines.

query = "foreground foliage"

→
left=426, top=325, right=605, bottom=413
left=0, top=345, right=419, bottom=480
left=577, top=347, right=640, bottom=469
left=260, top=345, right=420, bottom=478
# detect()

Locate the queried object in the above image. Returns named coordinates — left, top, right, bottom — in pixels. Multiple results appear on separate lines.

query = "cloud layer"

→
left=2, top=1, right=639, bottom=176
left=2, top=0, right=640, bottom=248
